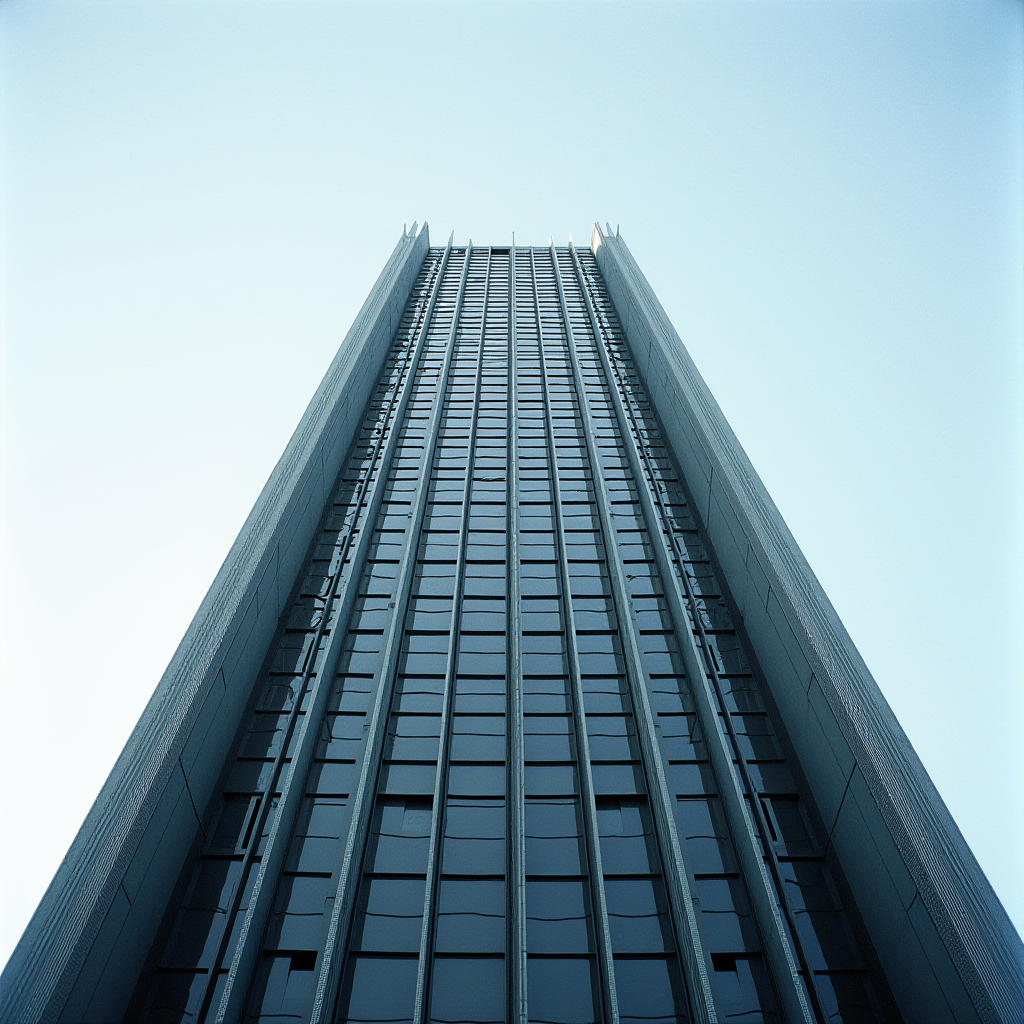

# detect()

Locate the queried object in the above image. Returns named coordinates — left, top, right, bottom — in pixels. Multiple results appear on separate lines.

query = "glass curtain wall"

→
left=136, top=244, right=890, bottom=1024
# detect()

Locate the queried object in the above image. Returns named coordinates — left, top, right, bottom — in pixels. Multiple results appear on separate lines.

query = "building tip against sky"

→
left=1, top=224, right=1021, bottom=1023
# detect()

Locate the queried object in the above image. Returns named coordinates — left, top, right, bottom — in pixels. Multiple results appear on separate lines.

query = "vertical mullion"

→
left=208, top=244, right=449, bottom=1024
left=412, top=247, right=495, bottom=1024
left=508, top=240, right=529, bottom=1024
left=572, top=245, right=819, bottom=1024
left=530, top=248, right=620, bottom=1024
left=549, top=245, right=718, bottom=1024
left=310, top=241, right=474, bottom=1024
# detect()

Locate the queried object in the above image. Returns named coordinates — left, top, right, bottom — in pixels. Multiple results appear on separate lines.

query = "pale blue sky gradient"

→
left=2, top=0, right=1022, bottom=969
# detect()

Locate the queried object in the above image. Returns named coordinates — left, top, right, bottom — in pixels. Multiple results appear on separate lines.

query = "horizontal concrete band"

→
left=592, top=223, right=1024, bottom=1024
left=0, top=225, right=430, bottom=1024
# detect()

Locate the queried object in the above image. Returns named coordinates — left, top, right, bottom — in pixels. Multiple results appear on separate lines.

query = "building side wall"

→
left=592, top=224, right=1024, bottom=1024
left=0, top=226, right=430, bottom=1024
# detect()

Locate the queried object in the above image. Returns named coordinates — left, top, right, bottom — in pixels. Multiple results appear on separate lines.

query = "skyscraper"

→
left=2, top=225, right=1020, bottom=1024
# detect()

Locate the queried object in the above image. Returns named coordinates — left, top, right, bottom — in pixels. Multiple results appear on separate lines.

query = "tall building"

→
left=2, top=226, right=1021, bottom=1024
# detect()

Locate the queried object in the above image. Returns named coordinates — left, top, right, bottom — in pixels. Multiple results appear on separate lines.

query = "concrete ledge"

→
left=0, top=225, right=430, bottom=1024
left=592, top=223, right=1024, bottom=1024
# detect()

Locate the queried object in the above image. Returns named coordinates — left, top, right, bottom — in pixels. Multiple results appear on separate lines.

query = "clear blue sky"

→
left=2, top=0, right=1021, bottom=969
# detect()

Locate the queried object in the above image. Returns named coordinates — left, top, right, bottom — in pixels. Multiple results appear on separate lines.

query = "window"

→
left=451, top=715, right=506, bottom=761
left=368, top=798, right=432, bottom=873
left=527, top=957, right=599, bottom=1024
left=352, top=877, right=425, bottom=952
left=691, top=877, right=759, bottom=953
left=524, top=715, right=573, bottom=762
left=585, top=714, right=635, bottom=761
left=454, top=677, right=506, bottom=714
left=526, top=879, right=591, bottom=953
left=442, top=798, right=506, bottom=874
left=386, top=715, right=441, bottom=761
left=435, top=879, right=505, bottom=953
left=604, top=878, right=671, bottom=953
left=286, top=796, right=348, bottom=873
left=394, top=677, right=445, bottom=714
left=338, top=956, right=418, bottom=1024
left=523, top=678, right=570, bottom=715
left=674, top=797, right=734, bottom=875
left=449, top=763, right=505, bottom=797
left=265, top=873, right=331, bottom=950
left=429, top=957, right=505, bottom=1024
left=596, top=799, right=653, bottom=874
left=708, top=954, right=777, bottom=1024
left=525, top=798, right=584, bottom=875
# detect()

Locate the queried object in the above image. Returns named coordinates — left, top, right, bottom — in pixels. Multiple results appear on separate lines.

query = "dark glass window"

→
left=451, top=715, right=506, bottom=761
left=527, top=957, right=599, bottom=1024
left=708, top=954, right=776, bottom=1024
left=525, top=764, right=577, bottom=797
left=379, top=762, right=438, bottom=796
left=266, top=873, right=331, bottom=949
left=162, top=858, right=243, bottom=969
left=442, top=798, right=506, bottom=874
left=524, top=715, right=573, bottom=761
left=394, top=678, right=445, bottom=714
left=525, top=798, right=584, bottom=875
left=248, top=952, right=318, bottom=1019
left=674, top=797, right=733, bottom=875
left=339, top=956, right=418, bottom=1024
left=814, top=973, right=880, bottom=1023
left=526, top=879, right=591, bottom=952
left=435, top=879, right=505, bottom=952
left=368, top=798, right=432, bottom=873
left=210, top=795, right=254, bottom=853
left=387, top=715, right=442, bottom=761
left=613, top=958, right=688, bottom=1024
left=778, top=861, right=860, bottom=971
left=596, top=799, right=653, bottom=874
left=692, top=877, right=759, bottom=953
left=454, top=677, right=506, bottom=714
left=449, top=763, right=506, bottom=797
left=352, top=877, right=425, bottom=952
left=142, top=972, right=208, bottom=1022
left=523, top=678, right=570, bottom=714
left=763, top=796, right=815, bottom=856
left=429, top=957, right=505, bottom=1024
left=604, top=878, right=671, bottom=953
left=286, top=796, right=348, bottom=873
left=585, top=715, right=635, bottom=761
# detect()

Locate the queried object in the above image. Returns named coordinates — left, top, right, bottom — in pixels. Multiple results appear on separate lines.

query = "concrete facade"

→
left=0, top=225, right=430, bottom=1024
left=592, top=223, right=1024, bottom=1024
